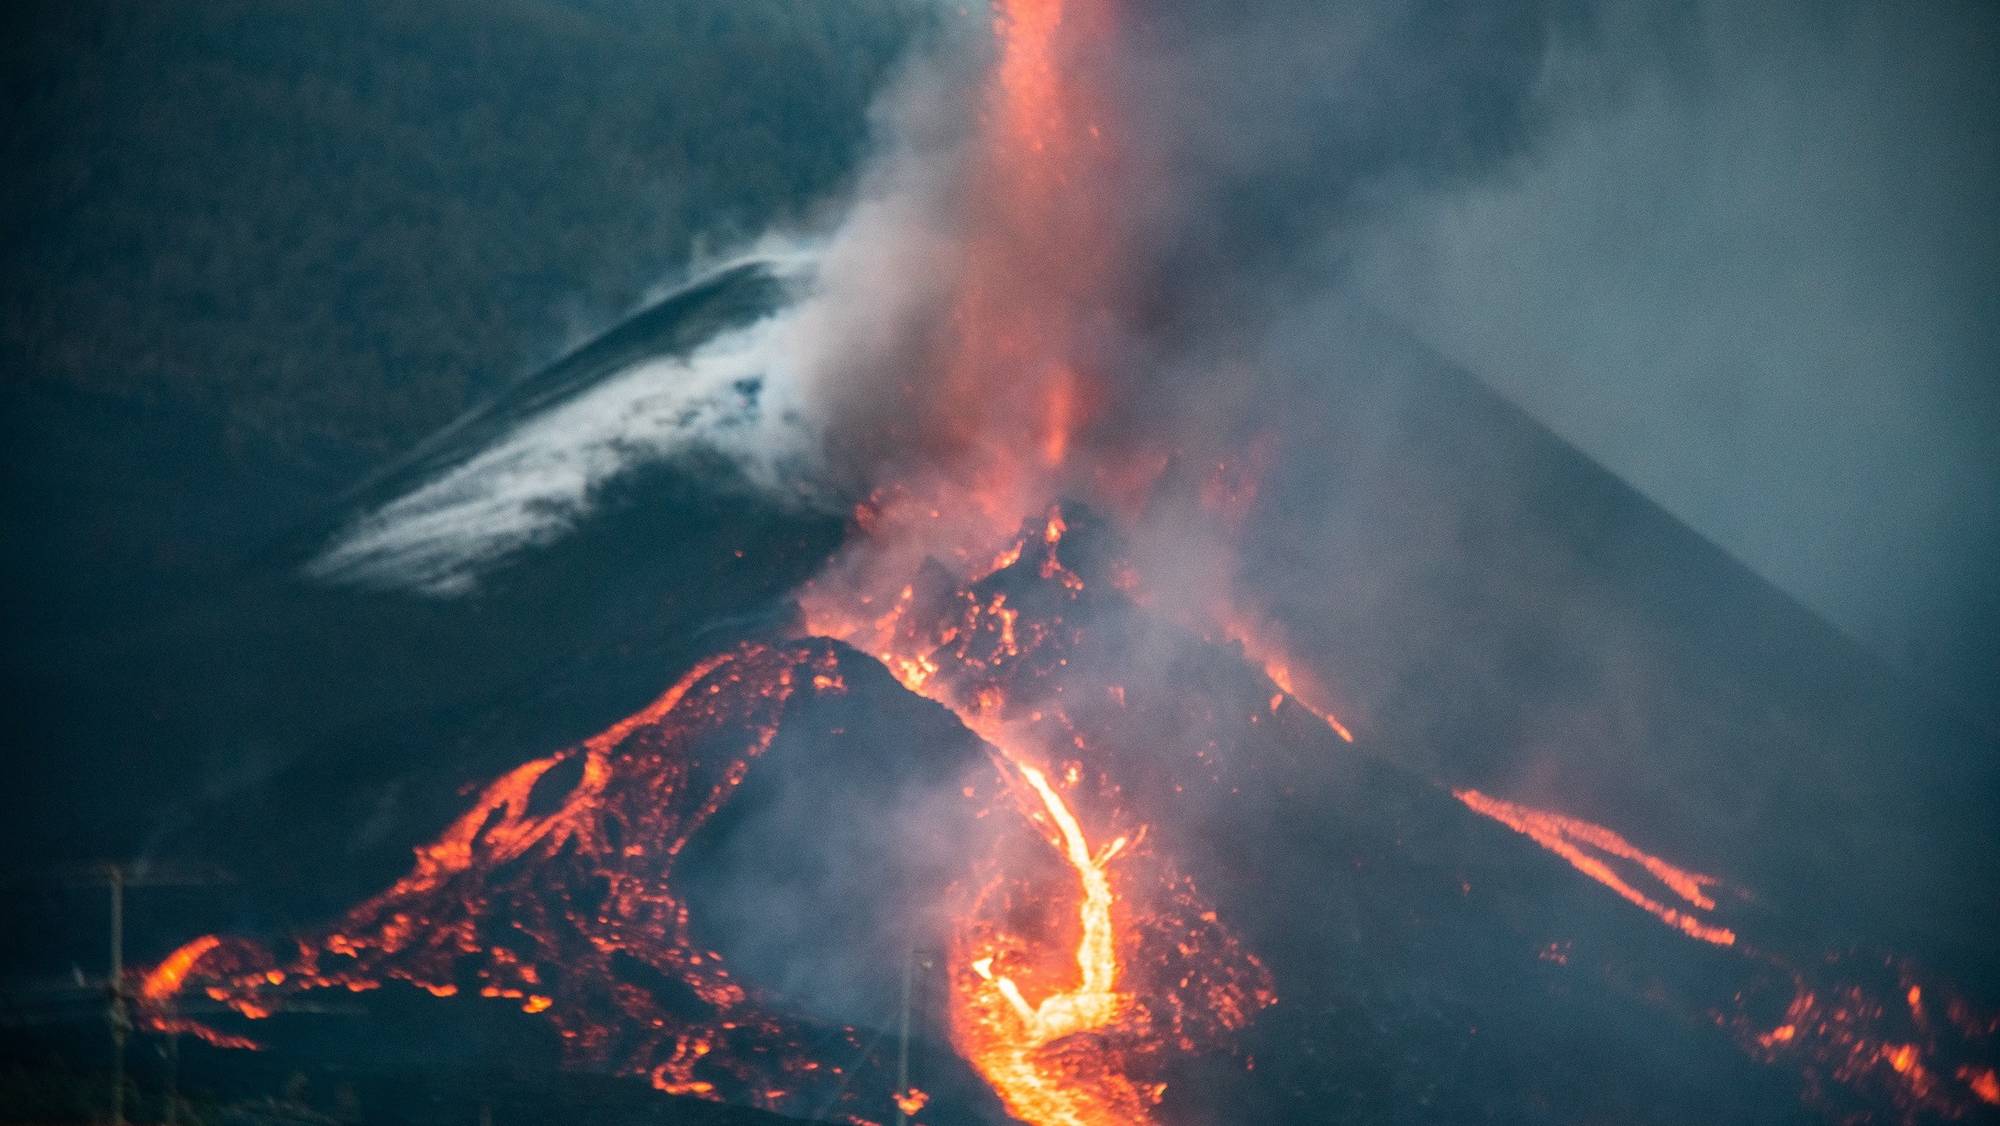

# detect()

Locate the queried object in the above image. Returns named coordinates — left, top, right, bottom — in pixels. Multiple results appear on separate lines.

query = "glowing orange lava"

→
left=894, top=1086, right=931, bottom=1116
left=1454, top=789, right=1736, bottom=946
left=954, top=759, right=1144, bottom=1126
left=135, top=645, right=904, bottom=1117
left=1732, top=956, right=2000, bottom=1120
left=810, top=577, right=1156, bottom=1124
left=1963, top=1066, right=2000, bottom=1105
left=139, top=935, right=225, bottom=1005
left=806, top=505, right=1276, bottom=1124
left=125, top=0, right=1999, bottom=1092
left=1243, top=640, right=1353, bottom=744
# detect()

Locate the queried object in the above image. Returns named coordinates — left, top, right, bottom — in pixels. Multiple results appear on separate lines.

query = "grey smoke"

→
left=1348, top=0, right=2000, bottom=708
left=310, top=0, right=1996, bottom=709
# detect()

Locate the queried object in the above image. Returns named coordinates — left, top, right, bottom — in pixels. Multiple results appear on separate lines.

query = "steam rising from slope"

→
left=309, top=261, right=824, bottom=594
left=311, top=1, right=1994, bottom=712
left=311, top=0, right=1632, bottom=597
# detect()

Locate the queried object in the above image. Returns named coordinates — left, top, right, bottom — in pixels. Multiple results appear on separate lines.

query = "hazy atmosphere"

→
left=4, top=1, right=1995, bottom=1124
left=1354, top=0, right=2000, bottom=717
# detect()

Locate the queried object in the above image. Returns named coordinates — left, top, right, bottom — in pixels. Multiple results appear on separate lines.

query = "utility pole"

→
left=108, top=864, right=129, bottom=1126
left=38, top=858, right=226, bottom=1126
left=894, top=943, right=914, bottom=1126
left=161, top=1030, right=180, bottom=1126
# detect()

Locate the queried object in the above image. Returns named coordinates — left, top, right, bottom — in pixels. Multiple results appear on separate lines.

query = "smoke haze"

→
left=314, top=0, right=1995, bottom=711
left=1350, top=0, right=2000, bottom=713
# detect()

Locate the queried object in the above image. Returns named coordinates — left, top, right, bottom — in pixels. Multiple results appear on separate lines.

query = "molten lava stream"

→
left=953, top=752, right=1142, bottom=1126
left=804, top=503, right=1278, bottom=1126
left=1455, top=788, right=1737, bottom=946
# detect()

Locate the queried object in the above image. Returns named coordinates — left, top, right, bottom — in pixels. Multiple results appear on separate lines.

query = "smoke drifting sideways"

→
left=314, top=0, right=1995, bottom=682
left=313, top=1, right=1629, bottom=585
left=1347, top=0, right=2000, bottom=723
left=303, top=252, right=829, bottom=596
left=284, top=0, right=2000, bottom=1064
left=308, top=0, right=1994, bottom=843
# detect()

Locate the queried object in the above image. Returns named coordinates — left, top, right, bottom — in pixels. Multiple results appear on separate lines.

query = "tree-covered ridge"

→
left=2, top=0, right=923, bottom=468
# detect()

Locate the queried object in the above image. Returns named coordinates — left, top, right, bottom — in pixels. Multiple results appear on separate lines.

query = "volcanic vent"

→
left=136, top=0, right=1998, bottom=1119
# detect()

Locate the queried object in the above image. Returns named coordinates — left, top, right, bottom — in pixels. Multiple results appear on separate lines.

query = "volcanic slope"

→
left=881, top=508, right=1999, bottom=1124
left=142, top=508, right=1997, bottom=1125
left=313, top=257, right=799, bottom=543
left=270, top=259, right=1999, bottom=1004
left=1232, top=297, right=2000, bottom=995
left=205, top=256, right=1998, bottom=1015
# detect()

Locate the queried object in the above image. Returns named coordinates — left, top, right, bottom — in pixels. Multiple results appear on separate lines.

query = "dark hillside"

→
left=3, top=0, right=918, bottom=464
left=0, top=0, right=912, bottom=966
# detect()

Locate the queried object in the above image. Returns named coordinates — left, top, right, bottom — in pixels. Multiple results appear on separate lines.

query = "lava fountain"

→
left=126, top=0, right=2000, bottom=1120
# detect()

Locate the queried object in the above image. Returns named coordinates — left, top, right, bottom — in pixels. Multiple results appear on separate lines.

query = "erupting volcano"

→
left=139, top=503, right=2000, bottom=1124
left=127, top=2, right=2000, bottom=1124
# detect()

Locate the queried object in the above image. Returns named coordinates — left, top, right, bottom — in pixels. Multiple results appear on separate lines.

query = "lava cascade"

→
left=142, top=644, right=910, bottom=1117
left=143, top=528, right=1283, bottom=1126
left=1455, top=788, right=1738, bottom=946
left=808, top=502, right=2000, bottom=1123
left=138, top=503, right=2000, bottom=1124
left=133, top=0, right=2000, bottom=1117
left=804, top=506, right=1278, bottom=1125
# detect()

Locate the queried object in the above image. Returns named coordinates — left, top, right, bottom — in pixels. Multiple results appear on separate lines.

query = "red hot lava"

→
left=138, top=505, right=2000, bottom=1124
left=142, top=533, right=1280, bottom=1126
left=134, top=0, right=2000, bottom=1122
left=1455, top=790, right=2000, bottom=1121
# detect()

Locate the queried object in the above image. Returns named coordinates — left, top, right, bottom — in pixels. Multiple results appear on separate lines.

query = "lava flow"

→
left=140, top=505, right=1281, bottom=1125
left=1454, top=788, right=2000, bottom=1120
left=955, top=761, right=1142, bottom=1126
left=138, top=644, right=915, bottom=1118
left=128, top=0, right=2000, bottom=1118
left=804, top=506, right=1278, bottom=1125
left=1455, top=788, right=1737, bottom=946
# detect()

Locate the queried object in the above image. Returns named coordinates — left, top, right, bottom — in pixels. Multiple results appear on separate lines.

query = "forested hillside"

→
left=0, top=0, right=919, bottom=903
left=3, top=0, right=917, bottom=458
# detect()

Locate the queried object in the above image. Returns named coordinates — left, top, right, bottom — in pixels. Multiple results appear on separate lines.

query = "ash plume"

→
left=307, top=0, right=1994, bottom=704
left=296, top=0, right=1997, bottom=983
left=311, top=1, right=1637, bottom=594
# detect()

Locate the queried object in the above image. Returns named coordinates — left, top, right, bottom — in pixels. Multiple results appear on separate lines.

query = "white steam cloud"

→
left=307, top=265, right=823, bottom=595
left=304, top=41, right=982, bottom=597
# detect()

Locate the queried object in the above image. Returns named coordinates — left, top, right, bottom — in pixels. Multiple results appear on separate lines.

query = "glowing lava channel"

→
left=805, top=502, right=1276, bottom=1125
left=960, top=759, right=1142, bottom=1126
left=980, top=763, right=1125, bottom=1033
left=1455, top=789, right=1736, bottom=946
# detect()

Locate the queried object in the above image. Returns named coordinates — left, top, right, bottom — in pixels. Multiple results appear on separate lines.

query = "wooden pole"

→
left=894, top=943, right=913, bottom=1126
left=108, top=866, right=128, bottom=1126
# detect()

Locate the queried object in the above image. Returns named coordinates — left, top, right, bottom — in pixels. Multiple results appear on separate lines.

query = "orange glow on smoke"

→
left=1218, top=613, right=1354, bottom=743
left=994, top=0, right=1066, bottom=150
left=1041, top=364, right=1079, bottom=469
left=124, top=0, right=2000, bottom=1116
left=862, top=0, right=1124, bottom=558
left=798, top=12, right=1199, bottom=1110
left=807, top=506, right=1274, bottom=1125
left=1454, top=789, right=1736, bottom=946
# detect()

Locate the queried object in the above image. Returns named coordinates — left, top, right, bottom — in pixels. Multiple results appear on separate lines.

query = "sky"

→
left=1350, top=0, right=1999, bottom=713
